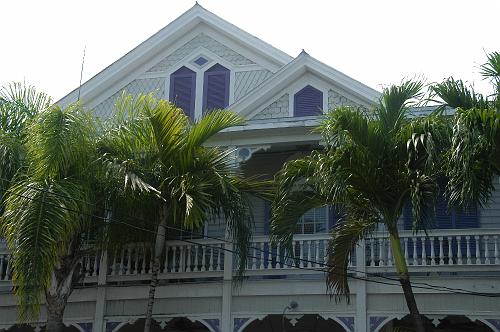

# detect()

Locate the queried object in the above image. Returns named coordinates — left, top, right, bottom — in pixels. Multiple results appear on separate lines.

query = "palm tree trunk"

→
left=389, top=230, right=426, bottom=332
left=144, top=205, right=168, bottom=332
left=45, top=257, right=81, bottom=332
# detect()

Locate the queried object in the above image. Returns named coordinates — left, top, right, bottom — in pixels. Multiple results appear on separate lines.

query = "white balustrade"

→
left=2, top=229, right=500, bottom=286
left=365, top=229, right=500, bottom=271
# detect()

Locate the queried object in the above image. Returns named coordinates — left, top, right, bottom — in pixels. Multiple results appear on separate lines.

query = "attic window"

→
left=194, top=56, right=208, bottom=66
left=169, top=66, right=196, bottom=119
left=203, top=63, right=230, bottom=113
left=294, top=85, right=323, bottom=117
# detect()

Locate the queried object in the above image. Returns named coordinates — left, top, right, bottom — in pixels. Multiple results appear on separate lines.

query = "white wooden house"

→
left=1, top=4, right=500, bottom=332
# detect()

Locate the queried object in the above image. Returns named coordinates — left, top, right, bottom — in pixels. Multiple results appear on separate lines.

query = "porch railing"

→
left=1, top=229, right=500, bottom=284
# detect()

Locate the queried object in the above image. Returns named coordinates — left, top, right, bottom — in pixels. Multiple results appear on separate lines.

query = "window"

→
left=294, top=85, right=323, bottom=117
left=295, top=206, right=327, bottom=234
left=169, top=66, right=196, bottom=119
left=403, top=191, right=479, bottom=230
left=203, top=63, right=230, bottom=113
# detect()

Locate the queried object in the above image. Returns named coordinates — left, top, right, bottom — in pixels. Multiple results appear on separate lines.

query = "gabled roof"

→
left=57, top=3, right=293, bottom=108
left=230, top=51, right=381, bottom=118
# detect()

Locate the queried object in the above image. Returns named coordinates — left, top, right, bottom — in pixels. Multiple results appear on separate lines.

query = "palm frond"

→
left=326, top=205, right=377, bottom=301
left=1, top=178, right=92, bottom=320
left=431, top=78, right=489, bottom=110
left=187, top=110, right=245, bottom=148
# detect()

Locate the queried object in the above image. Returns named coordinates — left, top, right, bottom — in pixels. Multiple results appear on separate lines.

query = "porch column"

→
left=221, top=228, right=234, bottom=332
left=93, top=251, right=108, bottom=332
left=355, top=240, right=368, bottom=332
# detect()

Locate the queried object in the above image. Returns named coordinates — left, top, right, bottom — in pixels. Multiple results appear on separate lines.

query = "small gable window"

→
left=294, top=85, right=323, bottom=117
left=169, top=66, right=196, bottom=119
left=203, top=63, right=230, bottom=113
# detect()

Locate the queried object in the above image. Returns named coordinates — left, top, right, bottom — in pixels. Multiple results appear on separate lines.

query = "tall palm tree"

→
left=100, top=93, right=270, bottom=332
left=271, top=80, right=450, bottom=332
left=431, top=51, right=500, bottom=208
left=1, top=103, right=102, bottom=332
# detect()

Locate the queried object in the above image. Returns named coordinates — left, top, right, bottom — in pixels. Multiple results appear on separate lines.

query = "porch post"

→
left=93, top=251, right=108, bottom=332
left=221, top=227, right=234, bottom=332
left=355, top=239, right=367, bottom=332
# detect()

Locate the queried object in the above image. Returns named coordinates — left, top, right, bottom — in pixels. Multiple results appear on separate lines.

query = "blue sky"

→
left=2, top=0, right=499, bottom=101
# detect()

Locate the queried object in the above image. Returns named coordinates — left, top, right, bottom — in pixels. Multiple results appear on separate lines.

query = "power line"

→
left=1, top=181, right=499, bottom=297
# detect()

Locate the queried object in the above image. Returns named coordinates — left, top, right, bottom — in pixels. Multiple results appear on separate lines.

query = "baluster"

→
left=305, top=241, right=311, bottom=268
left=147, top=246, right=152, bottom=274
left=111, top=249, right=117, bottom=275
left=475, top=236, right=481, bottom=264
left=430, top=237, right=435, bottom=266
left=0, top=255, right=4, bottom=280
left=259, top=242, right=265, bottom=269
left=126, top=246, right=132, bottom=275
left=315, top=240, right=320, bottom=268
left=412, top=237, right=417, bottom=266
left=200, top=246, right=206, bottom=272
left=267, top=242, right=273, bottom=269
left=119, top=248, right=125, bottom=275
left=466, top=236, right=472, bottom=265
left=186, top=245, right=192, bottom=272
left=276, top=243, right=283, bottom=269
left=404, top=237, right=409, bottom=265
left=484, top=236, right=490, bottom=264
left=209, top=246, right=214, bottom=271
left=387, top=239, right=393, bottom=266
left=494, top=236, right=499, bottom=264
left=217, top=244, right=222, bottom=271
left=439, top=237, right=444, bottom=265
left=378, top=238, right=384, bottom=266
left=370, top=238, right=375, bottom=267
left=177, top=245, right=183, bottom=272
left=421, top=237, right=427, bottom=266
left=85, top=254, right=91, bottom=276
left=299, top=240, right=304, bottom=268
left=133, top=246, right=139, bottom=275
left=5, top=256, right=11, bottom=280
left=163, top=245, right=169, bottom=273
left=193, top=245, right=199, bottom=272
left=457, top=236, right=463, bottom=265
left=93, top=253, right=99, bottom=277
left=172, top=246, right=177, bottom=272
left=293, top=240, right=298, bottom=268
left=447, top=236, right=454, bottom=265
left=251, top=244, right=257, bottom=270
left=141, top=245, right=147, bottom=274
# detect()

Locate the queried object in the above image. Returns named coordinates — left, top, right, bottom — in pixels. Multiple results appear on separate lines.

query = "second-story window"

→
left=170, top=66, right=196, bottom=119
left=203, top=63, right=230, bottom=113
left=294, top=85, right=323, bottom=117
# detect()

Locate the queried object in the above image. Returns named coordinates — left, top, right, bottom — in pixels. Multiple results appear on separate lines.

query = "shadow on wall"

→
left=242, top=314, right=347, bottom=332
left=379, top=315, right=494, bottom=332
left=116, top=318, right=209, bottom=332
left=0, top=325, right=80, bottom=332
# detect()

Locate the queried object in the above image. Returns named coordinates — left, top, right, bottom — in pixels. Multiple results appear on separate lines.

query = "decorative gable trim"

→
left=230, top=51, right=381, bottom=119
left=57, top=3, right=292, bottom=109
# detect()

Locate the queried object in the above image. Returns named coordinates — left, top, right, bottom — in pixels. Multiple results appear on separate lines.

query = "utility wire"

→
left=1, top=181, right=499, bottom=297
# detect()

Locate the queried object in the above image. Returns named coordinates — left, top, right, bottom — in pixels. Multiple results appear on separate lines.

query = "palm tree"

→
left=271, top=80, right=450, bottom=332
left=100, top=93, right=270, bottom=332
left=1, top=103, right=102, bottom=332
left=431, top=51, right=500, bottom=208
left=0, top=82, right=52, bottom=204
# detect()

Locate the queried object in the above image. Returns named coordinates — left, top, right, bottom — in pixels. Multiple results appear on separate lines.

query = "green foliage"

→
left=100, top=93, right=271, bottom=275
left=271, top=79, right=450, bottom=299
left=432, top=51, right=500, bottom=208
left=1, top=103, right=97, bottom=320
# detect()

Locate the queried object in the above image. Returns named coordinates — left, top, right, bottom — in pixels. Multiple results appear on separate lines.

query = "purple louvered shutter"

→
left=169, top=66, right=196, bottom=119
left=203, top=63, right=230, bottom=113
left=294, top=85, right=323, bottom=117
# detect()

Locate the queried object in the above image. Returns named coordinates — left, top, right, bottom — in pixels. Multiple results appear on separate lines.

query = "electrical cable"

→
left=0, top=181, right=499, bottom=297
